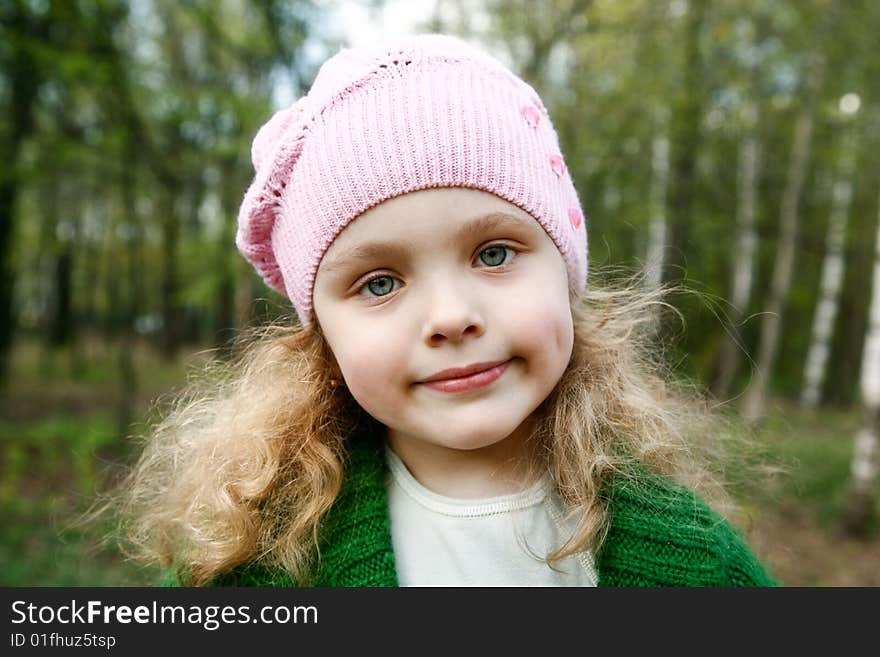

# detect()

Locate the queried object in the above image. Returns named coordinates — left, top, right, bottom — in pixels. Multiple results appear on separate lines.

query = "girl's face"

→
left=313, top=188, right=574, bottom=474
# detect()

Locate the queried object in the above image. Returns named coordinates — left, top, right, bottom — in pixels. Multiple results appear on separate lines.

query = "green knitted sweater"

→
left=186, top=428, right=777, bottom=588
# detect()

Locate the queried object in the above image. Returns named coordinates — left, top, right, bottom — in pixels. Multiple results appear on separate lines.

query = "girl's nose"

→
left=421, top=278, right=485, bottom=346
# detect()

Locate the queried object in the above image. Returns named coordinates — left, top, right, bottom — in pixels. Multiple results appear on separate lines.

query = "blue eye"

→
left=478, top=245, right=512, bottom=267
left=363, top=275, right=398, bottom=297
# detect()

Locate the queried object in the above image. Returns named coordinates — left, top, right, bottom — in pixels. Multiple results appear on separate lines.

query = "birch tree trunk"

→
left=844, top=188, right=880, bottom=534
left=741, top=110, right=815, bottom=424
left=645, top=134, right=670, bottom=291
left=736, top=0, right=839, bottom=423
left=713, top=120, right=760, bottom=400
left=800, top=129, right=857, bottom=406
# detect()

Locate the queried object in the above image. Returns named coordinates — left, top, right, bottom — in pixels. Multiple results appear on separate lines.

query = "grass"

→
left=711, top=398, right=868, bottom=527
left=0, top=335, right=877, bottom=586
left=754, top=405, right=865, bottom=527
left=0, top=335, right=196, bottom=587
left=1, top=497, right=159, bottom=587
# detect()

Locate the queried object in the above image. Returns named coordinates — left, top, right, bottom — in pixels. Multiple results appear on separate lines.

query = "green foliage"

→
left=0, top=410, right=158, bottom=585
left=731, top=403, right=865, bottom=527
left=1, top=498, right=161, bottom=587
left=0, top=338, right=195, bottom=585
left=0, top=415, right=103, bottom=495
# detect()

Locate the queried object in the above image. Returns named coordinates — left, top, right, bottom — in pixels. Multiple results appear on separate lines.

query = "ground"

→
left=749, top=503, right=880, bottom=586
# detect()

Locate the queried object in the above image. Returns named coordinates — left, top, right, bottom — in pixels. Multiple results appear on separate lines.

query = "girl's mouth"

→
left=419, top=360, right=511, bottom=393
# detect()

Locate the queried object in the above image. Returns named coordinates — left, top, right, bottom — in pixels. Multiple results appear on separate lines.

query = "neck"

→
left=384, top=419, right=541, bottom=499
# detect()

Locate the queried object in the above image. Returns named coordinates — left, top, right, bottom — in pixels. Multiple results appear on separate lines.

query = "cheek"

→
left=327, top=326, right=409, bottom=410
left=508, top=279, right=573, bottom=372
left=514, top=260, right=572, bottom=340
left=513, top=306, right=572, bottom=362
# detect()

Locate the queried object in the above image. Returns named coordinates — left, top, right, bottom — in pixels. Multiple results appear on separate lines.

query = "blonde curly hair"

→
left=102, top=274, right=745, bottom=586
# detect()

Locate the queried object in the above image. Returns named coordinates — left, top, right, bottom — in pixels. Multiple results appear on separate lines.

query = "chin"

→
left=433, top=420, right=527, bottom=451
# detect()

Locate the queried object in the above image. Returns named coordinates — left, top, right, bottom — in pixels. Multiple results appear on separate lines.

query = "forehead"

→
left=319, top=188, right=545, bottom=271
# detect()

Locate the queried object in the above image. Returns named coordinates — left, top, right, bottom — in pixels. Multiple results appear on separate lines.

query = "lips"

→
left=418, top=359, right=512, bottom=393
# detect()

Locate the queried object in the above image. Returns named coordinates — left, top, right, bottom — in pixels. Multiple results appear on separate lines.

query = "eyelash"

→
left=356, top=244, right=518, bottom=299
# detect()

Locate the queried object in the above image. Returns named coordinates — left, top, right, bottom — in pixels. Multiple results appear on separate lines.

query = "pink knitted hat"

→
left=236, top=33, right=587, bottom=325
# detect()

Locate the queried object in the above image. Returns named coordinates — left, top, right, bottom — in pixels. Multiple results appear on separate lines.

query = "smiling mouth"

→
left=418, top=360, right=511, bottom=393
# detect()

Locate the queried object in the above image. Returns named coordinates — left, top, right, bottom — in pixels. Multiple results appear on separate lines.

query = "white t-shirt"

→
left=384, top=445, right=598, bottom=587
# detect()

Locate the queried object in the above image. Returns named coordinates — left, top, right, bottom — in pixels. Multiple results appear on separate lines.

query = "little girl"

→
left=116, top=34, right=776, bottom=587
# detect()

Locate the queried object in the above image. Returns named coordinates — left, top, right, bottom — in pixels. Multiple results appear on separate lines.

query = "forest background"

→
left=1, top=0, right=878, bottom=586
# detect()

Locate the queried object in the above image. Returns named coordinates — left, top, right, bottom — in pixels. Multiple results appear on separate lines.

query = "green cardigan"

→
left=192, top=429, right=777, bottom=588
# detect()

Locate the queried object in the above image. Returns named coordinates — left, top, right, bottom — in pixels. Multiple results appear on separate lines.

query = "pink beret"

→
left=236, top=33, right=587, bottom=324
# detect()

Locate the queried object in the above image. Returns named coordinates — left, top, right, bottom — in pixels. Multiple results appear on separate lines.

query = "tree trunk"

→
left=37, top=171, right=59, bottom=377
left=645, top=133, right=670, bottom=291
left=0, top=3, right=48, bottom=387
left=738, top=5, right=836, bottom=424
left=741, top=109, right=815, bottom=424
left=844, top=188, right=880, bottom=535
left=47, top=182, right=78, bottom=352
left=51, top=248, right=73, bottom=347
left=159, top=188, right=181, bottom=360
left=80, top=201, right=104, bottom=338
left=213, top=164, right=238, bottom=355
left=713, top=129, right=760, bottom=400
left=116, top=150, right=140, bottom=436
left=801, top=128, right=857, bottom=406
left=663, top=0, right=708, bottom=287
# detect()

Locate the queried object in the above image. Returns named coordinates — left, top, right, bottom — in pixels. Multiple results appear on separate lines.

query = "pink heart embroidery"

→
left=568, top=207, right=583, bottom=230
left=550, top=154, right=566, bottom=177
left=521, top=105, right=540, bottom=128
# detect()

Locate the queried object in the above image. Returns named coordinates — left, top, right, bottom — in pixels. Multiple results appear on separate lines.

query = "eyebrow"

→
left=320, top=211, right=533, bottom=273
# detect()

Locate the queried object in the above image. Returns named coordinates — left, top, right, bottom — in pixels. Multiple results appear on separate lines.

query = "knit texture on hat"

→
left=236, top=34, right=587, bottom=324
